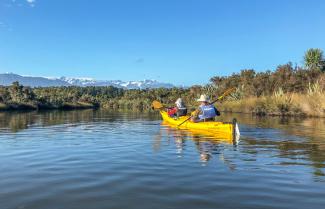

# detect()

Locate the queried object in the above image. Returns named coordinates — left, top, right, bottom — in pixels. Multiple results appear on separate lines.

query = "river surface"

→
left=0, top=109, right=325, bottom=209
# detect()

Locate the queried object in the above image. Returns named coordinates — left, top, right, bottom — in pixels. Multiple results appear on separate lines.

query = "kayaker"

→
left=192, top=94, right=220, bottom=122
left=167, top=98, right=188, bottom=117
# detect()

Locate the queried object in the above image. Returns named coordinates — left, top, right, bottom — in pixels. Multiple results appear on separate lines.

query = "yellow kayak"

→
left=159, top=111, right=240, bottom=142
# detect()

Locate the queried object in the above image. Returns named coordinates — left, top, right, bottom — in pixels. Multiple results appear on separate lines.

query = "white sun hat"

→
left=196, top=94, right=210, bottom=102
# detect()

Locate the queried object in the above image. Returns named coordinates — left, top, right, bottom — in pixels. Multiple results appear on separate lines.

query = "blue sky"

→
left=0, top=0, right=325, bottom=85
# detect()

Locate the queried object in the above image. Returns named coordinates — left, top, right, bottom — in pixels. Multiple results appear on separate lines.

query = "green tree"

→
left=304, top=48, right=324, bottom=72
left=8, top=81, right=24, bottom=103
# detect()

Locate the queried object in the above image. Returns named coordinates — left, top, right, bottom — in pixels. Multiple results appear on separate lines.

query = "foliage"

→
left=304, top=48, right=325, bottom=72
left=210, top=62, right=323, bottom=96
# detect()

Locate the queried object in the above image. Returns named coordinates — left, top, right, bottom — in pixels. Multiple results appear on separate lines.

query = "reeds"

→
left=220, top=86, right=325, bottom=117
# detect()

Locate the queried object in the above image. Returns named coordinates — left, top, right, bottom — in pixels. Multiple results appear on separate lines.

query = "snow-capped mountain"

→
left=61, top=77, right=174, bottom=89
left=0, top=73, right=174, bottom=89
left=59, top=77, right=97, bottom=86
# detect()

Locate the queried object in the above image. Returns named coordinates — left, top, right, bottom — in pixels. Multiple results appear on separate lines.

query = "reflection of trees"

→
left=220, top=113, right=325, bottom=141
left=0, top=112, right=34, bottom=132
left=221, top=113, right=325, bottom=175
left=244, top=138, right=325, bottom=177
left=0, top=110, right=95, bottom=132
left=0, top=110, right=159, bottom=133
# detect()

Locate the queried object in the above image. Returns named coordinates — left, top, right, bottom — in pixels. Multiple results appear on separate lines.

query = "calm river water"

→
left=0, top=110, right=324, bottom=209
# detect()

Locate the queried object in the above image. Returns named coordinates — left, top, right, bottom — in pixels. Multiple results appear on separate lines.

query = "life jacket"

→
left=199, top=104, right=218, bottom=120
left=168, top=107, right=188, bottom=117
left=167, top=107, right=178, bottom=116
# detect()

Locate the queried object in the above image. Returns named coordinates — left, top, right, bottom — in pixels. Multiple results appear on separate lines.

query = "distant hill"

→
left=0, top=73, right=174, bottom=89
left=0, top=73, right=69, bottom=87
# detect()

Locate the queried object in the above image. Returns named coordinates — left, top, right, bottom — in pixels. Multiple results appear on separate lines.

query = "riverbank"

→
left=0, top=102, right=98, bottom=111
left=1, top=93, right=325, bottom=118
left=219, top=93, right=325, bottom=117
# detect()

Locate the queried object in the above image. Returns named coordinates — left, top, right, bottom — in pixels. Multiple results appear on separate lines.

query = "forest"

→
left=0, top=48, right=324, bottom=117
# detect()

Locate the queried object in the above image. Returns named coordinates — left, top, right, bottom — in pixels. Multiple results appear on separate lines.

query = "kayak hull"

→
left=160, top=111, right=240, bottom=142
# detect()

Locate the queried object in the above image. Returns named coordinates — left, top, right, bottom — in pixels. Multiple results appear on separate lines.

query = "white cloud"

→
left=5, top=0, right=36, bottom=7
left=26, top=0, right=36, bottom=7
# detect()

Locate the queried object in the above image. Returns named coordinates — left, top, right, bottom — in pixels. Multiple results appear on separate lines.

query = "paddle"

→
left=152, top=100, right=164, bottom=110
left=177, top=87, right=236, bottom=127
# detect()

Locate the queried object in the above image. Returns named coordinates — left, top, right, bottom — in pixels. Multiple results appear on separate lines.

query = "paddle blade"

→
left=152, top=100, right=164, bottom=109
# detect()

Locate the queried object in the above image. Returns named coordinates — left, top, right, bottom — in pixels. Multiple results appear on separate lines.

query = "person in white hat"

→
left=167, top=98, right=188, bottom=117
left=192, top=94, right=220, bottom=122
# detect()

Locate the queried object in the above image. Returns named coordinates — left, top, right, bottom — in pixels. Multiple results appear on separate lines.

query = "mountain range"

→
left=0, top=73, right=174, bottom=89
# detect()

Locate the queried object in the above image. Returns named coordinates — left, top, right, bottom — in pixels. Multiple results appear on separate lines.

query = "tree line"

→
left=0, top=48, right=324, bottom=112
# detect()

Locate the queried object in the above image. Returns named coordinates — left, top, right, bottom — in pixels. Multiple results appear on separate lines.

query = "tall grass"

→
left=220, top=87, right=325, bottom=117
left=307, top=81, right=323, bottom=95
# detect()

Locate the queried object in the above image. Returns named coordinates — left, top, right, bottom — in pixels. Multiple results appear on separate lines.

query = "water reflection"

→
left=155, top=114, right=325, bottom=177
left=0, top=109, right=158, bottom=133
left=243, top=137, right=325, bottom=177
left=157, top=124, right=238, bottom=167
left=1, top=110, right=325, bottom=209
left=219, top=113, right=325, bottom=141
left=223, top=113, right=325, bottom=176
left=1, top=110, right=325, bottom=177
